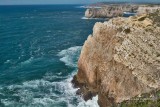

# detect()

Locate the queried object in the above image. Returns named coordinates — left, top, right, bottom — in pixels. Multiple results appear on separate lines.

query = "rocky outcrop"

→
left=137, top=6, right=160, bottom=14
left=72, top=11, right=160, bottom=107
left=85, top=4, right=160, bottom=18
left=85, top=5, right=138, bottom=18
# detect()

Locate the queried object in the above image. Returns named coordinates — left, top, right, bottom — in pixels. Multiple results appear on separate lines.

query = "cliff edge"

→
left=72, top=11, right=160, bottom=107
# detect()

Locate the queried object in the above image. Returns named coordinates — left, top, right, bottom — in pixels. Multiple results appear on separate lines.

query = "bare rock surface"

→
left=85, top=5, right=137, bottom=18
left=85, top=4, right=160, bottom=18
left=137, top=6, right=160, bottom=15
left=72, top=11, right=160, bottom=107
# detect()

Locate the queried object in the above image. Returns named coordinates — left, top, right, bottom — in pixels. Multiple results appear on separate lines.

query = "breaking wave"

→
left=0, top=46, right=99, bottom=107
left=58, top=46, right=82, bottom=68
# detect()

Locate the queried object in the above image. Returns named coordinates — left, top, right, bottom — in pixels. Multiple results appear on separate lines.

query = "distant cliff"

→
left=137, top=6, right=160, bottom=14
left=85, top=4, right=137, bottom=18
left=85, top=4, right=160, bottom=18
left=72, top=11, right=160, bottom=107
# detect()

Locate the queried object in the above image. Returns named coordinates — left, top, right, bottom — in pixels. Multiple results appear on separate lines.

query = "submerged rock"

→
left=72, top=11, right=160, bottom=107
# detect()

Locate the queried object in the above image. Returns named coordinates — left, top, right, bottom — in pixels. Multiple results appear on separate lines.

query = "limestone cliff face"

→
left=85, top=5, right=137, bottom=18
left=137, top=6, right=160, bottom=15
left=85, top=5, right=160, bottom=18
left=85, top=7, right=123, bottom=18
left=72, top=12, right=160, bottom=107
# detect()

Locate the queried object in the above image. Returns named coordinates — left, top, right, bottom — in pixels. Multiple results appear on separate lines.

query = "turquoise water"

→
left=0, top=5, right=103, bottom=107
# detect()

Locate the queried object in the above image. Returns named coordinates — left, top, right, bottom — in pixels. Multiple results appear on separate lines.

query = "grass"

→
left=119, top=90, right=160, bottom=107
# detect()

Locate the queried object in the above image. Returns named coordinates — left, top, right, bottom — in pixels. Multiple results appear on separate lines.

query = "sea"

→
left=0, top=5, right=104, bottom=107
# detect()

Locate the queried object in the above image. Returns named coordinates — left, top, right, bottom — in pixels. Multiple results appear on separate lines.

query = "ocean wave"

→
left=58, top=46, right=82, bottom=67
left=3, top=57, right=34, bottom=69
left=57, top=46, right=99, bottom=106
left=0, top=78, right=72, bottom=106
left=20, top=57, right=34, bottom=65
left=0, top=46, right=99, bottom=107
left=0, top=75, right=99, bottom=107
left=78, top=96, right=99, bottom=107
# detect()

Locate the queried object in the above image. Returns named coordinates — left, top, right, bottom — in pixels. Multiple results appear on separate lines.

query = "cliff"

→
left=137, top=6, right=160, bottom=14
left=85, top=5, right=138, bottom=18
left=72, top=11, right=160, bottom=107
left=85, top=5, right=160, bottom=18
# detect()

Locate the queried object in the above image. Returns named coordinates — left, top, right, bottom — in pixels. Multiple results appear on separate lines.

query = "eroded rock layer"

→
left=72, top=12, right=160, bottom=107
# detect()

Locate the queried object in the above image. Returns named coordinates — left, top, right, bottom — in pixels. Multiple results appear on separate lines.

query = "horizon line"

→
left=0, top=4, right=86, bottom=6
left=0, top=1, right=160, bottom=6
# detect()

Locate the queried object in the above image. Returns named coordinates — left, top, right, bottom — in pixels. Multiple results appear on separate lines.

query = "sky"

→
left=0, top=0, right=160, bottom=5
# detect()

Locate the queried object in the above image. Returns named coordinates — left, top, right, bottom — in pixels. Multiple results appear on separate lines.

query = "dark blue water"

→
left=0, top=5, right=103, bottom=107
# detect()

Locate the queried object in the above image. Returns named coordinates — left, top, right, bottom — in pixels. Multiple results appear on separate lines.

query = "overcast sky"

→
left=0, top=0, right=160, bottom=5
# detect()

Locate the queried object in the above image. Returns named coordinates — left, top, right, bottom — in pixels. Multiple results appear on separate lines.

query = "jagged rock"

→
left=72, top=12, right=160, bottom=107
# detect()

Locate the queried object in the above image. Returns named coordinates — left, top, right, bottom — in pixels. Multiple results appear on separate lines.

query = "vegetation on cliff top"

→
left=120, top=90, right=160, bottom=107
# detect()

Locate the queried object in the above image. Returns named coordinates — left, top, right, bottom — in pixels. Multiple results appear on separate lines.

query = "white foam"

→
left=76, top=6, right=102, bottom=9
left=58, top=46, right=82, bottom=67
left=75, top=6, right=88, bottom=8
left=123, top=12, right=136, bottom=15
left=32, top=98, right=56, bottom=106
left=87, top=6, right=102, bottom=9
left=81, top=17, right=106, bottom=20
left=43, top=72, right=68, bottom=80
left=78, top=96, right=99, bottom=107
left=57, top=46, right=99, bottom=107
left=20, top=57, right=34, bottom=65
left=1, top=46, right=99, bottom=107
left=4, top=60, right=11, bottom=64
left=1, top=99, right=14, bottom=106
left=1, top=72, right=99, bottom=107
left=3, top=78, right=74, bottom=106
